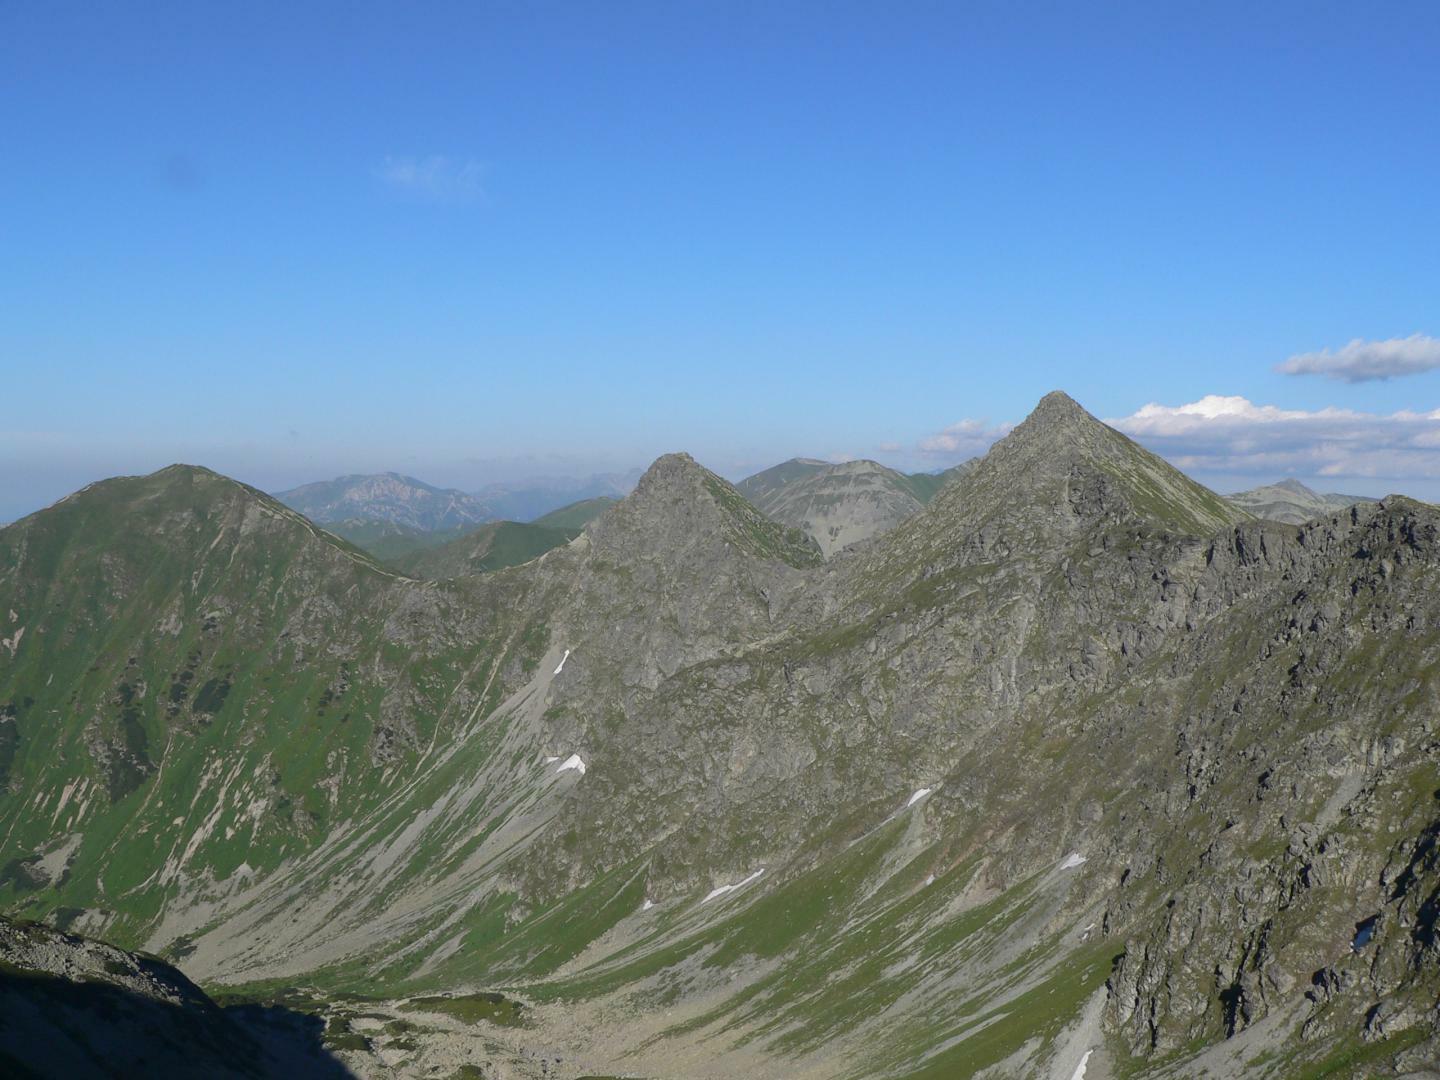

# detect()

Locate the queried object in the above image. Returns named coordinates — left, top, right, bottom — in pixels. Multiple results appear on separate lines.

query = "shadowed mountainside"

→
left=0, top=914, right=349, bottom=1078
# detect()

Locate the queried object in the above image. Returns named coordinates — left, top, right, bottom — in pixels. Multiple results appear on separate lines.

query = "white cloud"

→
left=1110, top=395, right=1440, bottom=486
left=376, top=155, right=485, bottom=203
left=1277, top=334, right=1440, bottom=383
left=916, top=418, right=1010, bottom=460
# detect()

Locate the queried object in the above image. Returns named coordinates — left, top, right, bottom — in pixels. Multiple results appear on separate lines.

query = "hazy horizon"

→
left=5, top=2, right=1439, bottom=519
left=2, top=389, right=1428, bottom=526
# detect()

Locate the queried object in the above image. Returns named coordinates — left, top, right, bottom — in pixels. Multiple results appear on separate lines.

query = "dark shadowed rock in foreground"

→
left=0, top=915, right=349, bottom=1078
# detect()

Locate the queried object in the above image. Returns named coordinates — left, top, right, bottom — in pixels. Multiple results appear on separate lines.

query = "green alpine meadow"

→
left=2, top=393, right=1437, bottom=1077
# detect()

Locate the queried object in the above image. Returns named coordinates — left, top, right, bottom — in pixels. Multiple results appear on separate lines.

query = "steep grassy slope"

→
left=474, top=469, right=641, bottom=523
left=893, top=459, right=975, bottom=503
left=392, top=521, right=581, bottom=579
left=0, top=465, right=556, bottom=958
left=3, top=397, right=1438, bottom=1079
left=734, top=458, right=832, bottom=504
left=321, top=518, right=490, bottom=561
left=532, top=496, right=617, bottom=530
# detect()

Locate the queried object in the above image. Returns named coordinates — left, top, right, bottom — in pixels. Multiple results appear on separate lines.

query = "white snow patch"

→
left=906, top=787, right=932, bottom=808
left=543, top=756, right=559, bottom=765
left=1060, top=852, right=1088, bottom=870
left=923, top=874, right=935, bottom=887
left=36, top=833, right=83, bottom=884
left=556, top=753, right=586, bottom=775
left=1068, top=1049, right=1094, bottom=1080
left=1, top=625, right=23, bottom=657
left=52, top=778, right=81, bottom=823
left=703, top=868, right=765, bottom=904
left=553, top=649, right=571, bottom=675
left=641, top=899, right=654, bottom=912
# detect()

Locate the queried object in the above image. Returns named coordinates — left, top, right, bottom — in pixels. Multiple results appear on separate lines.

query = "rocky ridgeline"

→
left=1, top=393, right=1437, bottom=1077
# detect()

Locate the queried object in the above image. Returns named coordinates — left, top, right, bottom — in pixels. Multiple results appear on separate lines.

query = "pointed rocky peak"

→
left=631, top=451, right=710, bottom=496
left=596, top=452, right=822, bottom=568
left=941, top=391, right=1248, bottom=538
left=996, top=389, right=1111, bottom=451
left=1273, top=478, right=1316, bottom=497
left=625, top=452, right=735, bottom=519
left=1029, top=388, right=1091, bottom=423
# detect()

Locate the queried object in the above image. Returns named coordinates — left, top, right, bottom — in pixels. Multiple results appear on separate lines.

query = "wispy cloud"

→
left=915, top=418, right=1010, bottom=461
left=1110, top=394, right=1440, bottom=484
left=1277, top=333, right=1440, bottom=383
left=375, top=155, right=485, bottom=203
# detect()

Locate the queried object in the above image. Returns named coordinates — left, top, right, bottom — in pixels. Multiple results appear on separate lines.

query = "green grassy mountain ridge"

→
left=391, top=520, right=581, bottom=580
left=2, top=394, right=1437, bottom=1078
left=532, top=496, right=618, bottom=530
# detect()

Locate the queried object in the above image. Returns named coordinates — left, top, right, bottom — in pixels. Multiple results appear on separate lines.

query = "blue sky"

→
left=3, top=1, right=1438, bottom=520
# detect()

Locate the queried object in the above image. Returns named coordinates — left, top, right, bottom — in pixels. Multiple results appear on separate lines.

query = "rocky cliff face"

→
left=2, top=395, right=1438, bottom=1078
